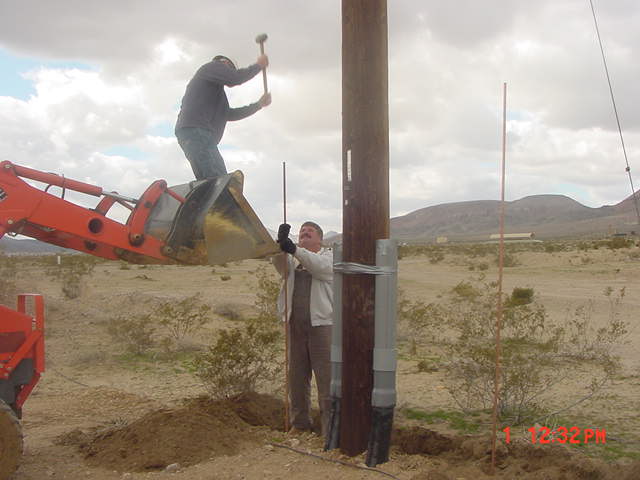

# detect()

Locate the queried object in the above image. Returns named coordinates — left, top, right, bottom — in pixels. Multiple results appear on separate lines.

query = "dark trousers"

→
left=176, top=127, right=227, bottom=180
left=289, top=319, right=332, bottom=436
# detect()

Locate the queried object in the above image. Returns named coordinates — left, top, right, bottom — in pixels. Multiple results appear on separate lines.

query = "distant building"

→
left=489, top=232, right=535, bottom=241
left=436, top=236, right=448, bottom=244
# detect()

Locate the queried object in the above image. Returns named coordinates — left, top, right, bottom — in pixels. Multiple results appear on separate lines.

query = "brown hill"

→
left=390, top=193, right=639, bottom=241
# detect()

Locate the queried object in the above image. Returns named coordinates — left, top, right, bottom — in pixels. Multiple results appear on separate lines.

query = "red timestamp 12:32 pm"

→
left=503, top=426, right=607, bottom=445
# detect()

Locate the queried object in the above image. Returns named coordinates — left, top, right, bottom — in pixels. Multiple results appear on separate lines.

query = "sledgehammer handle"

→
left=259, top=41, right=268, bottom=94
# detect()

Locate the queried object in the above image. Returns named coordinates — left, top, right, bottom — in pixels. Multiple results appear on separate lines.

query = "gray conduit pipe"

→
left=324, top=243, right=343, bottom=450
left=366, top=239, right=398, bottom=466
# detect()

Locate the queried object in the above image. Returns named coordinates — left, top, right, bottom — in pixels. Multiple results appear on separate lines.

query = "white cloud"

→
left=1, top=0, right=639, bottom=235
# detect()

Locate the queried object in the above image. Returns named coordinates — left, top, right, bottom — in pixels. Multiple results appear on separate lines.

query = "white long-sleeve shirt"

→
left=272, top=247, right=334, bottom=326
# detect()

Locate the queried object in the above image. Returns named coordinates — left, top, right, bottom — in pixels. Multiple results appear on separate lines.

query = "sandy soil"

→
left=7, top=245, right=640, bottom=479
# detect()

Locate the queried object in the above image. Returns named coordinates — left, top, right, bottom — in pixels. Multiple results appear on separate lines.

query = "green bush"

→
left=252, top=265, right=280, bottom=322
left=106, top=294, right=211, bottom=355
left=155, top=294, right=211, bottom=350
left=0, top=253, right=17, bottom=305
left=46, top=255, right=97, bottom=299
left=609, top=237, right=632, bottom=250
left=398, top=290, right=444, bottom=354
left=191, top=264, right=284, bottom=398
left=106, top=314, right=157, bottom=355
left=507, top=287, right=534, bottom=306
left=439, top=280, right=627, bottom=424
left=192, top=318, right=282, bottom=399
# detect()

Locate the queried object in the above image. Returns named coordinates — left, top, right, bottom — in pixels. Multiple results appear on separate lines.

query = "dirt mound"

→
left=58, top=396, right=640, bottom=478
left=225, top=391, right=285, bottom=431
left=393, top=426, right=459, bottom=455
left=60, top=392, right=284, bottom=472
left=395, top=426, right=640, bottom=479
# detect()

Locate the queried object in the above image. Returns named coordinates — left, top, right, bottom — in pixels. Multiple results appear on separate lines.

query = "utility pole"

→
left=340, top=0, right=389, bottom=456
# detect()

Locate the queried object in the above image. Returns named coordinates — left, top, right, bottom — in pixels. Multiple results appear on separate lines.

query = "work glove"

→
left=277, top=223, right=296, bottom=255
left=279, top=238, right=296, bottom=255
left=277, top=223, right=291, bottom=243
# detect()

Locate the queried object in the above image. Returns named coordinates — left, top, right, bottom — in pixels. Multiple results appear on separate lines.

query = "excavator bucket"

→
left=145, top=171, right=279, bottom=265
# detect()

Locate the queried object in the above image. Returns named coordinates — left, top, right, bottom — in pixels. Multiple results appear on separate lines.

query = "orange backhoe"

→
left=0, top=161, right=278, bottom=478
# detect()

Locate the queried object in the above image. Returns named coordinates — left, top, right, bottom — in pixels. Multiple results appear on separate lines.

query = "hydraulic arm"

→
left=0, top=161, right=277, bottom=264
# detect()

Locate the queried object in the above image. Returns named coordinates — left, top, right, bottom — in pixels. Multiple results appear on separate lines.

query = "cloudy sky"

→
left=1, top=0, right=638, bottom=233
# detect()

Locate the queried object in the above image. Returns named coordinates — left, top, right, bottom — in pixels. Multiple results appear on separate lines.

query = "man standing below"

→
left=175, top=54, right=271, bottom=180
left=273, top=222, right=333, bottom=436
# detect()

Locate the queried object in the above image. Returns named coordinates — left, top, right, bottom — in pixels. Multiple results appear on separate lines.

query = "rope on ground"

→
left=269, top=442, right=400, bottom=480
left=50, top=367, right=90, bottom=387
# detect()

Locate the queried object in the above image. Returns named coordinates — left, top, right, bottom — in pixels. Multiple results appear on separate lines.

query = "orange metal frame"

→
left=0, top=161, right=185, bottom=263
left=0, top=294, right=45, bottom=410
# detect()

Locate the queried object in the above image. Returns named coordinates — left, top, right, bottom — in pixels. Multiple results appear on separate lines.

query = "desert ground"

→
left=5, top=240, right=640, bottom=479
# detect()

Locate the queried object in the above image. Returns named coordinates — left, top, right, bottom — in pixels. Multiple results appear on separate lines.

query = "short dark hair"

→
left=301, top=221, right=323, bottom=239
left=213, top=55, right=236, bottom=69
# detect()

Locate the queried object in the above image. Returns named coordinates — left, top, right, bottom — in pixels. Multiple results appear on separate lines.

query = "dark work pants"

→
left=289, top=268, right=332, bottom=436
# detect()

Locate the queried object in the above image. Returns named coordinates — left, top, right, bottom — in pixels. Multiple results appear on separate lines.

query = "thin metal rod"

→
left=490, top=82, right=507, bottom=474
left=282, top=161, right=290, bottom=432
left=589, top=0, right=640, bottom=225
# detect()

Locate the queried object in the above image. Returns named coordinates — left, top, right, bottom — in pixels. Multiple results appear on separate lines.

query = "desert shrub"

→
left=429, top=251, right=445, bottom=264
left=106, top=314, right=157, bottom=355
left=495, top=251, right=519, bottom=267
left=252, top=265, right=280, bottom=322
left=0, top=253, right=17, bottom=305
left=220, top=275, right=231, bottom=281
left=439, top=279, right=627, bottom=425
left=609, top=237, right=632, bottom=250
left=544, top=243, right=562, bottom=253
left=192, top=265, right=284, bottom=398
left=192, top=318, right=282, bottom=398
left=452, top=281, right=481, bottom=299
left=155, top=294, right=211, bottom=350
left=107, top=294, right=211, bottom=355
left=507, top=287, right=534, bottom=306
left=398, top=291, right=445, bottom=354
left=46, top=255, right=96, bottom=299
left=213, top=303, right=243, bottom=321
left=416, top=357, right=440, bottom=373
left=561, top=287, right=628, bottom=364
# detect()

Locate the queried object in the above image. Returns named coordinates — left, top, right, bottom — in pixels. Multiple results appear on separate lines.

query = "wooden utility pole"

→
left=340, top=0, right=389, bottom=456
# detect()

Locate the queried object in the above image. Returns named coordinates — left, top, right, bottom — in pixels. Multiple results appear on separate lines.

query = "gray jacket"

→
left=175, top=60, right=262, bottom=142
left=272, top=247, right=334, bottom=326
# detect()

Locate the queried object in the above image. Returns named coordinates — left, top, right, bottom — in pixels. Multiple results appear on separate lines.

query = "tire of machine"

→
left=0, top=399, right=22, bottom=480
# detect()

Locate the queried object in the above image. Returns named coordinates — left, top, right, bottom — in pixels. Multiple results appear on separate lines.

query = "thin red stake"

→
left=491, top=82, right=507, bottom=474
left=282, top=161, right=291, bottom=432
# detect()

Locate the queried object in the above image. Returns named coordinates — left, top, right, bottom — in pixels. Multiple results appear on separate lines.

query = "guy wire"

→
left=589, top=0, right=640, bottom=225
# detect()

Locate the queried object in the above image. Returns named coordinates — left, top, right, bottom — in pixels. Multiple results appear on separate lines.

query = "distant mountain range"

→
left=390, top=193, right=638, bottom=241
left=2, top=193, right=638, bottom=254
left=0, top=237, right=73, bottom=254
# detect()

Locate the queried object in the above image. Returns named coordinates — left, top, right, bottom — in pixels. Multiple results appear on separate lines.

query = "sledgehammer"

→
left=255, top=33, right=268, bottom=94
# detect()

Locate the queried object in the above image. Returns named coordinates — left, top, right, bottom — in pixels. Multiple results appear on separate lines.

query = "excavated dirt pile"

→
left=58, top=392, right=283, bottom=472
left=57, top=392, right=640, bottom=478
left=394, top=426, right=640, bottom=480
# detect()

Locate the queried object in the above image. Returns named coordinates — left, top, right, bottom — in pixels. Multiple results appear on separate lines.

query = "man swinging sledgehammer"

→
left=175, top=34, right=271, bottom=180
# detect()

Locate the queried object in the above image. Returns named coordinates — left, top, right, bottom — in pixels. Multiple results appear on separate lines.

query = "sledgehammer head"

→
left=255, top=33, right=268, bottom=45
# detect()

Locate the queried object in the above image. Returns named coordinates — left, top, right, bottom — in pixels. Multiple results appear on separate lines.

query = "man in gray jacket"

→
left=175, top=54, right=271, bottom=179
left=273, top=222, right=333, bottom=436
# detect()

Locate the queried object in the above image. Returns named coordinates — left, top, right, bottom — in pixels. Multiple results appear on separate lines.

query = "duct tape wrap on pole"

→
left=367, top=239, right=397, bottom=467
left=325, top=243, right=343, bottom=451
left=325, top=240, right=398, bottom=464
